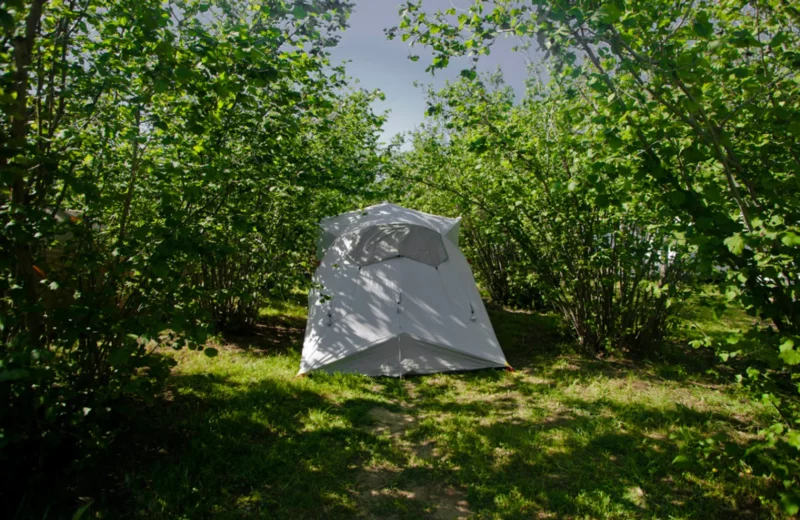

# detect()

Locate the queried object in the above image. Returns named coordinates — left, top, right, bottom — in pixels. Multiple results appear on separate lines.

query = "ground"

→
left=97, top=295, right=786, bottom=519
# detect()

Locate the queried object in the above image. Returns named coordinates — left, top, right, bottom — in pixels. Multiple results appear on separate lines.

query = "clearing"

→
left=97, top=296, right=781, bottom=519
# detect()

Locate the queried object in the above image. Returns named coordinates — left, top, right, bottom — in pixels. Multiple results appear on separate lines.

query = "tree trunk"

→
left=9, top=0, right=47, bottom=344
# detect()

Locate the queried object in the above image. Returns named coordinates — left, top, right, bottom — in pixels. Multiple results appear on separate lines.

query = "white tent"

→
left=299, top=203, right=509, bottom=377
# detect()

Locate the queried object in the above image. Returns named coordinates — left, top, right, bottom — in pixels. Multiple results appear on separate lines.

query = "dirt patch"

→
left=358, top=479, right=471, bottom=519
left=627, top=485, right=647, bottom=509
left=404, top=380, right=420, bottom=401
left=644, top=430, right=668, bottom=441
left=358, top=407, right=471, bottom=518
left=368, top=407, right=416, bottom=437
left=358, top=463, right=400, bottom=494
left=409, top=440, right=437, bottom=461
left=433, top=487, right=471, bottom=520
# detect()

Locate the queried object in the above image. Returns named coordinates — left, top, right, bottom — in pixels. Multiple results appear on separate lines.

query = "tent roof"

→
left=319, top=203, right=460, bottom=239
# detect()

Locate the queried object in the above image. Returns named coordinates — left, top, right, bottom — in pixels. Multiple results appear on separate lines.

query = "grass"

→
left=91, top=295, right=788, bottom=519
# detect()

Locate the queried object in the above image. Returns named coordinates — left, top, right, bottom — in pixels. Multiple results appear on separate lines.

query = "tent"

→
left=299, top=203, right=509, bottom=377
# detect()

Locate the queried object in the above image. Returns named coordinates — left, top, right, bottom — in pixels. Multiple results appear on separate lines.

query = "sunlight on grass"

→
left=675, top=286, right=759, bottom=344
left=258, top=291, right=308, bottom=320
left=105, top=298, right=786, bottom=519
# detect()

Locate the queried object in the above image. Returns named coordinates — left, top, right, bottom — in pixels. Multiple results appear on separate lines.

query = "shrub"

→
left=391, top=78, right=694, bottom=355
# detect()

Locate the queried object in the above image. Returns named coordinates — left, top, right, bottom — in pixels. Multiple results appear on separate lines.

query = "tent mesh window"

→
left=341, top=224, right=448, bottom=267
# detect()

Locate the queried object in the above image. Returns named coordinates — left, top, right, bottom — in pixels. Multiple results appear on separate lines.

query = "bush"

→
left=391, top=78, right=694, bottom=355
left=461, top=216, right=545, bottom=310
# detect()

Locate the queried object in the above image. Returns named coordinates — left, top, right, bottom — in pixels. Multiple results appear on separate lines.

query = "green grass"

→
left=95, top=297, right=787, bottom=519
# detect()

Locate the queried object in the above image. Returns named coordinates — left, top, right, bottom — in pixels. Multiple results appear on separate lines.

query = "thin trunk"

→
left=9, top=0, right=47, bottom=344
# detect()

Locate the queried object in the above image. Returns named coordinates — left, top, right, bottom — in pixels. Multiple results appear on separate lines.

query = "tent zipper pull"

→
left=469, top=302, right=477, bottom=322
left=397, top=291, right=402, bottom=313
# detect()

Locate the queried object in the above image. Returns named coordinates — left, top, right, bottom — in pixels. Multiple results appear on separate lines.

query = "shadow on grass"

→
left=219, top=314, right=306, bottom=356
left=487, top=304, right=569, bottom=368
left=345, top=374, right=768, bottom=519
left=488, top=303, right=741, bottom=390
left=101, top=373, right=399, bottom=519
left=369, top=376, right=769, bottom=519
left=88, top=303, right=778, bottom=519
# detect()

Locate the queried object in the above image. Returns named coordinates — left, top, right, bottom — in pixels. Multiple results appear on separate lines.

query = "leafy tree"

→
left=391, top=76, right=693, bottom=354
left=391, top=0, right=800, bottom=512
left=0, top=0, right=383, bottom=513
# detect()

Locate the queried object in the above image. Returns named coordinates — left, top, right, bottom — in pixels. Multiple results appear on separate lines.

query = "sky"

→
left=327, top=0, right=542, bottom=144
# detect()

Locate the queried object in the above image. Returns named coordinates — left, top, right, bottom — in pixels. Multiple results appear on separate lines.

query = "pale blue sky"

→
left=328, top=0, right=541, bottom=144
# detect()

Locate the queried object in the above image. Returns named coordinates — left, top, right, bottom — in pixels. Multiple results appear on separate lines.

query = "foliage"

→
left=389, top=76, right=694, bottom=355
left=0, top=0, right=383, bottom=512
left=391, top=0, right=800, bottom=512
left=386, top=135, right=543, bottom=309
left=462, top=215, right=545, bottom=309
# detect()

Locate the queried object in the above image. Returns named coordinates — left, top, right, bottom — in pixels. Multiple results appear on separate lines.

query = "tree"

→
left=391, top=0, right=800, bottom=512
left=0, top=0, right=384, bottom=513
left=391, top=75, right=693, bottom=354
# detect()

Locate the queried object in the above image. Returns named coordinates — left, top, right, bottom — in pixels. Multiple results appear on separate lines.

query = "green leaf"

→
left=468, top=135, right=488, bottom=153
left=672, top=455, right=692, bottom=467
left=692, top=11, right=713, bottom=38
left=72, top=500, right=95, bottom=520
left=460, top=69, right=477, bottom=80
left=780, top=349, right=800, bottom=365
left=787, top=430, right=800, bottom=450
left=668, top=191, right=686, bottom=207
left=779, top=491, right=800, bottom=516
left=595, top=4, right=622, bottom=24
left=781, top=232, right=800, bottom=247
left=771, top=32, right=788, bottom=47
left=789, top=120, right=800, bottom=138
left=0, top=368, right=31, bottom=381
left=605, top=132, right=623, bottom=149
left=779, top=339, right=800, bottom=365
left=204, top=347, right=219, bottom=357
left=724, top=233, right=745, bottom=255
left=292, top=5, right=308, bottom=20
